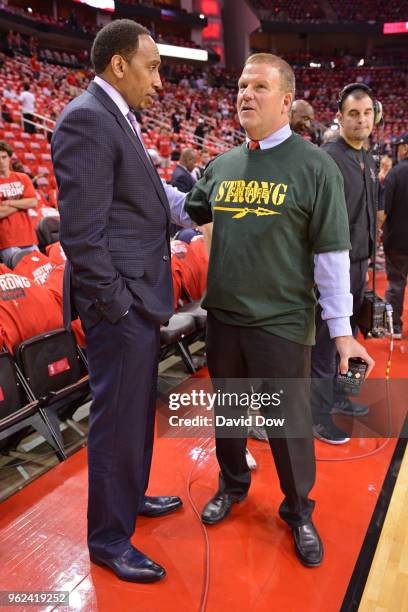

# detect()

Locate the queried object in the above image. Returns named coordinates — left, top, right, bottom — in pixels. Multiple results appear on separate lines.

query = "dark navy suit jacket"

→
left=171, top=164, right=196, bottom=194
left=51, top=82, right=174, bottom=329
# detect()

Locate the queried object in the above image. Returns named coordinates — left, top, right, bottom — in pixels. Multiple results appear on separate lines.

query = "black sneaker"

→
left=331, top=399, right=369, bottom=417
left=386, top=326, right=402, bottom=340
left=313, top=423, right=350, bottom=445
left=393, top=327, right=403, bottom=340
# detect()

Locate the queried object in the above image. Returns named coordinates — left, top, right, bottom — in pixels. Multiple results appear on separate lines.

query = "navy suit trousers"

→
left=83, top=306, right=160, bottom=558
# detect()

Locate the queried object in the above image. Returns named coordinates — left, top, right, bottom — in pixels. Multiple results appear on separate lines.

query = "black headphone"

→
left=337, top=83, right=383, bottom=125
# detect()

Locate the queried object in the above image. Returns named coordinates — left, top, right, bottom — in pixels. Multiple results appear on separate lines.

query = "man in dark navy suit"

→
left=51, top=20, right=193, bottom=583
left=170, top=147, right=197, bottom=235
left=171, top=148, right=197, bottom=194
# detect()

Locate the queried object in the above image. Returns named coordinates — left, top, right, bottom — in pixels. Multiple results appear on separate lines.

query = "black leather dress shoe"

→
left=292, top=522, right=323, bottom=567
left=201, top=492, right=245, bottom=525
left=139, top=495, right=182, bottom=518
left=90, top=546, right=166, bottom=583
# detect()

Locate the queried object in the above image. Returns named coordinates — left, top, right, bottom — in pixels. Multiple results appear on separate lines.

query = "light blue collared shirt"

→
left=246, top=123, right=292, bottom=149
left=93, top=76, right=193, bottom=229
left=247, top=123, right=352, bottom=337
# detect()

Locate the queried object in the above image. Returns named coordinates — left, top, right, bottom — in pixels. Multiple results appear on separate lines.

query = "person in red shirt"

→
left=0, top=141, right=39, bottom=267
left=13, top=252, right=85, bottom=347
left=170, top=240, right=188, bottom=309
left=30, top=54, right=41, bottom=78
left=155, top=127, right=172, bottom=167
left=177, top=237, right=208, bottom=300
left=0, top=263, right=63, bottom=353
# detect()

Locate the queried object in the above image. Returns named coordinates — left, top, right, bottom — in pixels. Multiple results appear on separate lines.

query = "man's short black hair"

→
left=91, top=19, right=150, bottom=74
left=0, top=141, right=13, bottom=157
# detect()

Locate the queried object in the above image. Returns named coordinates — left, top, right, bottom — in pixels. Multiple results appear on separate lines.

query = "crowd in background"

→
left=251, top=0, right=408, bottom=22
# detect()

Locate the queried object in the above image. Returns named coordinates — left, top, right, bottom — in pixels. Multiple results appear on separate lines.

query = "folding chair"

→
left=10, top=249, right=28, bottom=270
left=36, top=216, right=60, bottom=248
left=0, top=352, right=66, bottom=469
left=14, top=329, right=90, bottom=440
left=177, top=299, right=207, bottom=330
left=176, top=292, right=207, bottom=370
left=160, top=313, right=197, bottom=373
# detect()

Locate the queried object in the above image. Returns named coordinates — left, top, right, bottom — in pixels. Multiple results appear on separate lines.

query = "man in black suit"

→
left=171, top=148, right=197, bottom=193
left=51, top=20, right=193, bottom=583
left=170, top=148, right=197, bottom=235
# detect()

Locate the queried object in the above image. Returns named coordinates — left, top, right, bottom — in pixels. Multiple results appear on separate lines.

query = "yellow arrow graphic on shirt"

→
left=213, top=206, right=281, bottom=218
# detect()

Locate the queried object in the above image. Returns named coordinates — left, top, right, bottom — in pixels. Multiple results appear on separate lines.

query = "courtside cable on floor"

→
left=186, top=438, right=212, bottom=612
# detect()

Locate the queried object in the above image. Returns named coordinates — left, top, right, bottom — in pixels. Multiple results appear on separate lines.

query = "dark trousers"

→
left=385, top=251, right=408, bottom=331
left=206, top=312, right=315, bottom=527
left=23, top=113, right=35, bottom=134
left=83, top=306, right=160, bottom=559
left=311, top=258, right=368, bottom=424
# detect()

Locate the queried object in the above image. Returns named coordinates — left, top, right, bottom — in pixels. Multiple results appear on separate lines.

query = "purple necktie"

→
left=126, top=110, right=152, bottom=164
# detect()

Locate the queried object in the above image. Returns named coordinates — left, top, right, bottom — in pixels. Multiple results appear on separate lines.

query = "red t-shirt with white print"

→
left=0, top=172, right=38, bottom=249
left=14, top=251, right=56, bottom=285
left=0, top=264, right=63, bottom=352
left=13, top=253, right=85, bottom=347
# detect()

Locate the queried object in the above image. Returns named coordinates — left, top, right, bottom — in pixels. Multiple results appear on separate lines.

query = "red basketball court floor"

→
left=0, top=275, right=407, bottom=611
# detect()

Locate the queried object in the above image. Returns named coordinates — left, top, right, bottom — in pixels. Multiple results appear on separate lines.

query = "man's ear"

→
left=336, top=111, right=343, bottom=126
left=283, top=92, right=293, bottom=115
left=110, top=54, right=126, bottom=80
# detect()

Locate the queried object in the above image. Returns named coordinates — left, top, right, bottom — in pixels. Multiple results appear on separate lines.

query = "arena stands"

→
left=249, top=0, right=326, bottom=22
left=121, top=0, right=182, bottom=7
left=292, top=61, right=407, bottom=142
left=0, top=4, right=101, bottom=35
left=1, top=5, right=202, bottom=48
left=1, top=45, right=406, bottom=207
left=327, top=0, right=408, bottom=22
left=249, top=0, right=408, bottom=22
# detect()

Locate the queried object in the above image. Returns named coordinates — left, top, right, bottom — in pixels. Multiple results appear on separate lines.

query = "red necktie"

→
left=248, top=140, right=260, bottom=150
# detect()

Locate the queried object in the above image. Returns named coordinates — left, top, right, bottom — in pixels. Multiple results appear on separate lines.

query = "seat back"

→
left=10, top=249, right=29, bottom=270
left=15, top=329, right=84, bottom=399
left=36, top=216, right=60, bottom=248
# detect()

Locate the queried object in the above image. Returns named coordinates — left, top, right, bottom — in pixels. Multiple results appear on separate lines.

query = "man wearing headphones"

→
left=312, top=83, right=381, bottom=444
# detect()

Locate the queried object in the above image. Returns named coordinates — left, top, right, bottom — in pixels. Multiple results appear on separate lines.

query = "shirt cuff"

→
left=162, top=181, right=196, bottom=228
left=319, top=293, right=353, bottom=320
left=326, top=317, right=352, bottom=339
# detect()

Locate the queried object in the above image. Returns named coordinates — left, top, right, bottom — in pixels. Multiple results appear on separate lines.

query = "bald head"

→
left=290, top=99, right=314, bottom=134
left=180, top=147, right=197, bottom=172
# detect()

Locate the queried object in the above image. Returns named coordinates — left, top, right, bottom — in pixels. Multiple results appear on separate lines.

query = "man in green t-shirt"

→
left=185, top=53, right=375, bottom=568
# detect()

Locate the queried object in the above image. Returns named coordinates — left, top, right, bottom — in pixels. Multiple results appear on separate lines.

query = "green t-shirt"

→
left=185, top=133, right=351, bottom=345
